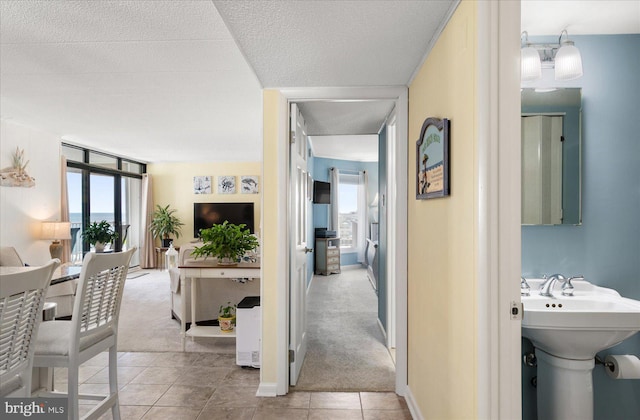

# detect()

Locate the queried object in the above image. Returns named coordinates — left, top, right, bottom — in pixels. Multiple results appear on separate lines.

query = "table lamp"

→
left=41, top=221, right=71, bottom=260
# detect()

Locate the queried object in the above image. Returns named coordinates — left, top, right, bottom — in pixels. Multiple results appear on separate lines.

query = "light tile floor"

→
left=53, top=351, right=412, bottom=419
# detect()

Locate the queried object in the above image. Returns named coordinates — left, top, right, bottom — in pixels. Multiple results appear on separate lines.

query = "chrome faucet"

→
left=561, top=275, right=584, bottom=296
left=539, top=273, right=566, bottom=297
left=521, top=277, right=531, bottom=296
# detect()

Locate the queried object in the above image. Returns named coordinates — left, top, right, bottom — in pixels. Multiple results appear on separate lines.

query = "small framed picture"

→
left=240, top=176, right=259, bottom=194
left=416, top=117, right=450, bottom=199
left=193, top=176, right=211, bottom=194
left=218, top=176, right=236, bottom=194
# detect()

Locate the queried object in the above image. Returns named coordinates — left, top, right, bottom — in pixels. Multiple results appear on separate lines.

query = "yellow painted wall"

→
left=147, top=162, right=262, bottom=248
left=261, top=89, right=283, bottom=385
left=407, top=1, right=478, bottom=418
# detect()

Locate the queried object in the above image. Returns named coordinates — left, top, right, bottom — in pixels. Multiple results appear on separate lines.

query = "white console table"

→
left=178, top=261, right=260, bottom=351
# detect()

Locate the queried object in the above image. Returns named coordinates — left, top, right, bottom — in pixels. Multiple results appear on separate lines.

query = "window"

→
left=338, top=173, right=360, bottom=250
left=62, top=144, right=145, bottom=265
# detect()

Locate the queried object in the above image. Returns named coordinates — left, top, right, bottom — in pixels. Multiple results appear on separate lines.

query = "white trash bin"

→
left=236, top=296, right=260, bottom=368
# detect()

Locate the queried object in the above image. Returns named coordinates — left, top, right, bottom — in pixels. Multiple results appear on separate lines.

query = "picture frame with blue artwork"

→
left=416, top=117, right=450, bottom=200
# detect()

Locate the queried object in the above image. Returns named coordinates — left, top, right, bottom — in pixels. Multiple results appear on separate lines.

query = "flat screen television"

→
left=194, top=202, right=255, bottom=237
left=313, top=180, right=331, bottom=204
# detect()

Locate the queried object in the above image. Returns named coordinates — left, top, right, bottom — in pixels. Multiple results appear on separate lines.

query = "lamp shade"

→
left=555, top=41, right=583, bottom=81
left=41, top=221, right=71, bottom=240
left=521, top=46, right=542, bottom=81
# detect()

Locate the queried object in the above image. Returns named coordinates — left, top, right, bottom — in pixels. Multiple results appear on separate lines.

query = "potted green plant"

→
left=82, top=220, right=118, bottom=252
left=191, top=221, right=259, bottom=266
left=149, top=204, right=185, bottom=247
left=218, top=301, right=236, bottom=333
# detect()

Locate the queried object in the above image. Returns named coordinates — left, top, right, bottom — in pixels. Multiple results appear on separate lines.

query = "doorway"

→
left=280, top=87, right=409, bottom=396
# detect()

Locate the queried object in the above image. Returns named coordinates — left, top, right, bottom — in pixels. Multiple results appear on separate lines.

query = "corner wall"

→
left=260, top=89, right=285, bottom=391
left=0, top=119, right=62, bottom=264
left=406, top=1, right=478, bottom=417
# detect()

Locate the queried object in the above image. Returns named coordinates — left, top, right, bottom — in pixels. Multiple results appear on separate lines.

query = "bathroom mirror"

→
left=521, top=88, right=582, bottom=225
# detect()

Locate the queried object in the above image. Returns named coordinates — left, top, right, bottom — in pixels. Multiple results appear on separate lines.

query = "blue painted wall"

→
left=522, top=35, right=640, bottom=420
left=312, top=157, right=378, bottom=267
left=378, top=126, right=388, bottom=331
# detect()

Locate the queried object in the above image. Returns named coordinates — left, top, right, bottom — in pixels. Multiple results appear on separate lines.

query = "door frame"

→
left=275, top=86, right=409, bottom=395
left=476, top=0, right=522, bottom=418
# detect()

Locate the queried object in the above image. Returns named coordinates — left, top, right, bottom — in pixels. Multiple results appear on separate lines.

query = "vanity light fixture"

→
left=554, top=30, right=583, bottom=81
left=520, top=29, right=583, bottom=82
left=521, top=31, right=542, bottom=82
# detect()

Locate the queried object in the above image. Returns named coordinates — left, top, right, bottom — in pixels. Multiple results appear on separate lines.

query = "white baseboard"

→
left=256, top=382, right=278, bottom=397
left=340, top=264, right=365, bottom=271
left=404, top=386, right=424, bottom=420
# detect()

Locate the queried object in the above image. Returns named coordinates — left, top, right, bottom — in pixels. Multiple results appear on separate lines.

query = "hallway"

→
left=294, top=268, right=396, bottom=391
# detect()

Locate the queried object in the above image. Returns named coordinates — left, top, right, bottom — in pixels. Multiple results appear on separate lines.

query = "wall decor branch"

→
left=0, top=147, right=36, bottom=188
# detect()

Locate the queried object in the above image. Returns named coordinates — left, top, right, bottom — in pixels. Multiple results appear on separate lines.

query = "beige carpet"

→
left=118, top=269, right=234, bottom=353
left=293, top=268, right=396, bottom=392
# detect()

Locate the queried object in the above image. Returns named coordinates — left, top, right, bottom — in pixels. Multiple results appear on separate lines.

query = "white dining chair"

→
left=0, top=259, right=60, bottom=397
left=33, top=248, right=135, bottom=420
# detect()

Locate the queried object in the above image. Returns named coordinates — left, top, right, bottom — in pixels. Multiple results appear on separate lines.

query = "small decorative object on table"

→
left=165, top=242, right=179, bottom=270
left=218, top=301, right=236, bottom=333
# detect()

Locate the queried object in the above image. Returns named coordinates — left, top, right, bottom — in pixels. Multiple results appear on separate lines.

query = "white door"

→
left=289, top=103, right=310, bottom=386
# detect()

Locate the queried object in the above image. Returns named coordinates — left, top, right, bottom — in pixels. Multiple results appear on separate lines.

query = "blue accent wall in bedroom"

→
left=312, top=157, right=378, bottom=267
left=521, top=34, right=640, bottom=420
left=377, top=126, right=387, bottom=331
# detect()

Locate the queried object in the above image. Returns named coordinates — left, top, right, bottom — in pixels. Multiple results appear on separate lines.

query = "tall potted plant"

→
left=191, top=221, right=259, bottom=266
left=149, top=204, right=184, bottom=247
left=82, top=220, right=118, bottom=252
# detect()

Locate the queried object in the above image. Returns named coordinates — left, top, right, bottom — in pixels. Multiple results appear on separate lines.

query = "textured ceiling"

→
left=310, top=135, right=379, bottom=162
left=298, top=101, right=395, bottom=136
left=1, top=1, right=637, bottom=163
left=0, top=0, right=262, bottom=163
left=214, top=0, right=456, bottom=87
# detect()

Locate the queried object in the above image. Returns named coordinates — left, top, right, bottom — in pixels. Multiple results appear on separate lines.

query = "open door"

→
left=289, top=103, right=310, bottom=385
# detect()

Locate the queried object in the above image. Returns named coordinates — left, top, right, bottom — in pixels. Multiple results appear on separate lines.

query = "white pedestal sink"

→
left=522, top=279, right=640, bottom=420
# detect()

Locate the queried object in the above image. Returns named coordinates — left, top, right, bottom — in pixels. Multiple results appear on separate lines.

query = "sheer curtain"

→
left=60, top=155, right=71, bottom=263
left=140, top=174, right=155, bottom=268
left=356, top=171, right=368, bottom=263
left=329, top=168, right=340, bottom=230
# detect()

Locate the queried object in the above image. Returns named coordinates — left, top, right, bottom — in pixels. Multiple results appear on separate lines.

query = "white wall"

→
left=0, top=119, right=62, bottom=265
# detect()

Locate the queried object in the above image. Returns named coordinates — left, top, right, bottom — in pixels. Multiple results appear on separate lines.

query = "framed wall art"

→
left=240, top=176, right=259, bottom=194
left=193, top=176, right=211, bottom=194
left=217, top=176, right=236, bottom=194
left=416, top=117, right=450, bottom=199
